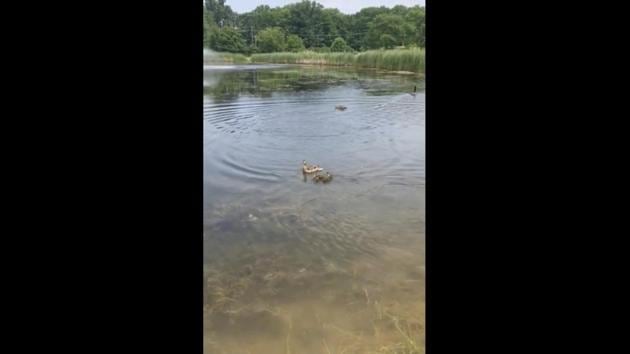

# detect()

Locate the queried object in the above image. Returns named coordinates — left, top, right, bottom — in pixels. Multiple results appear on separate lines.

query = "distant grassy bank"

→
left=205, top=48, right=425, bottom=74
left=252, top=48, right=424, bottom=73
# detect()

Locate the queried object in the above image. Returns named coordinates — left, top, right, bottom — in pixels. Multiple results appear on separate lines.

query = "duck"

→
left=335, top=105, right=347, bottom=111
left=313, top=172, right=333, bottom=183
left=303, top=160, right=323, bottom=174
left=409, top=85, right=417, bottom=97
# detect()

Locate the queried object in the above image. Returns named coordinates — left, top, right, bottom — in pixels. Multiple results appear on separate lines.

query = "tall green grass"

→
left=251, top=48, right=424, bottom=73
left=356, top=48, right=425, bottom=73
left=250, top=51, right=348, bottom=65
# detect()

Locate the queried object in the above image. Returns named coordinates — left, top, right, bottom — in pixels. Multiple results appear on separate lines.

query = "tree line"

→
left=204, top=0, right=425, bottom=55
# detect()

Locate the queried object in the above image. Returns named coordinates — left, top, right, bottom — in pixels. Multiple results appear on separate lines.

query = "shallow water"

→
left=204, top=65, right=425, bottom=354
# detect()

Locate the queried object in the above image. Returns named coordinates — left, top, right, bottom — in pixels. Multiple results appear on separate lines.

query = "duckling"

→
left=323, top=172, right=333, bottom=183
left=303, top=160, right=323, bottom=174
left=313, top=172, right=333, bottom=183
left=335, top=105, right=347, bottom=111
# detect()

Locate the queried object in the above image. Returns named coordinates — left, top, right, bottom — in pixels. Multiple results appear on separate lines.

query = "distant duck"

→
left=335, top=105, right=347, bottom=111
left=303, top=160, right=323, bottom=174
left=313, top=172, right=333, bottom=183
left=409, top=85, right=417, bottom=97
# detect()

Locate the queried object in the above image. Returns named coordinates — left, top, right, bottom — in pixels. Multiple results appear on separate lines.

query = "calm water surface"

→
left=204, top=65, right=425, bottom=354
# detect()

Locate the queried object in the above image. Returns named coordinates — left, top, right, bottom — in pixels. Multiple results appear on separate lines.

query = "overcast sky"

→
left=222, top=0, right=425, bottom=15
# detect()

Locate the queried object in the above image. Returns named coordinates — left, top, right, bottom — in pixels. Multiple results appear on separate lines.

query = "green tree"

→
left=348, top=6, right=390, bottom=50
left=366, top=14, right=405, bottom=49
left=237, top=5, right=290, bottom=46
left=205, top=1, right=425, bottom=53
left=203, top=6, right=218, bottom=48
left=205, top=0, right=237, bottom=27
left=380, top=34, right=396, bottom=49
left=391, top=5, right=408, bottom=16
left=210, top=27, right=246, bottom=53
left=330, top=37, right=348, bottom=52
left=405, top=6, right=426, bottom=47
left=286, top=34, right=305, bottom=52
left=256, top=27, right=286, bottom=53
left=319, top=9, right=340, bottom=46
left=203, top=7, right=211, bottom=48
left=286, top=1, right=326, bottom=48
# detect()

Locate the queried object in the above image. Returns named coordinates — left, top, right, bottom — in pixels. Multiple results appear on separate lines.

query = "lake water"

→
left=204, top=64, right=425, bottom=354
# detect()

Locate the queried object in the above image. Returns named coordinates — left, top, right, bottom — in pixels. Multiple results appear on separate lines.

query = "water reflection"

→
left=204, top=65, right=425, bottom=103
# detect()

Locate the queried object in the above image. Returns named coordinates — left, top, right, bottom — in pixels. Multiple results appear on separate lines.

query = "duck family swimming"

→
left=313, top=172, right=333, bottom=183
left=302, top=160, right=323, bottom=174
left=302, top=161, right=334, bottom=184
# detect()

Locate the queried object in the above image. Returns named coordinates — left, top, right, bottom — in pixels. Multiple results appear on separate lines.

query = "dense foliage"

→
left=286, top=34, right=306, bottom=52
left=255, top=27, right=287, bottom=53
left=203, top=0, right=425, bottom=54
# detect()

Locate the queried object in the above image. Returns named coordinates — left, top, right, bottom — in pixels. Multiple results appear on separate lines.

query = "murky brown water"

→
left=204, top=65, right=425, bottom=354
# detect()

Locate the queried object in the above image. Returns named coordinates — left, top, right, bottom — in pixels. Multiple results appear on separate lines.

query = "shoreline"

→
left=204, top=48, right=425, bottom=74
left=203, top=61, right=424, bottom=76
left=250, top=62, right=423, bottom=76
